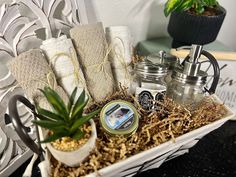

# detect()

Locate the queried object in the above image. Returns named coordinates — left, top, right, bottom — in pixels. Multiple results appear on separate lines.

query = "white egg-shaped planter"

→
left=46, top=119, right=97, bottom=167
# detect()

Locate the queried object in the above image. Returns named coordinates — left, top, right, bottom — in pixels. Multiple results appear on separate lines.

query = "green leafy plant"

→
left=164, top=0, right=219, bottom=17
left=33, top=87, right=100, bottom=143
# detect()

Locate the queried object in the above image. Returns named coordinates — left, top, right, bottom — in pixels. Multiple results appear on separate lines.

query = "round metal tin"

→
left=100, top=100, right=139, bottom=136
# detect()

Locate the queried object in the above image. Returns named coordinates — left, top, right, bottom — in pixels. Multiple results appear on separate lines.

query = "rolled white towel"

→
left=106, top=26, right=133, bottom=91
left=40, top=35, right=88, bottom=99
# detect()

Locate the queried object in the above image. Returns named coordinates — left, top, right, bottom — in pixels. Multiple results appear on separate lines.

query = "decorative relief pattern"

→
left=0, top=3, right=40, bottom=57
left=0, top=0, right=89, bottom=57
left=0, top=1, right=90, bottom=176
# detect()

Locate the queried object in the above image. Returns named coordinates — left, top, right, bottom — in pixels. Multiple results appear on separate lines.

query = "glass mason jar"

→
left=147, top=51, right=180, bottom=84
left=134, top=60, right=168, bottom=110
left=166, top=69, right=207, bottom=106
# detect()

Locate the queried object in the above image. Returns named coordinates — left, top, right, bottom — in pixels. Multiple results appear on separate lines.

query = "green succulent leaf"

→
left=34, top=114, right=57, bottom=122
left=34, top=113, right=51, bottom=121
left=36, top=106, right=64, bottom=121
left=36, top=87, right=99, bottom=143
left=40, top=132, right=68, bottom=143
left=67, top=87, right=77, bottom=111
left=71, top=98, right=89, bottom=121
left=40, top=87, right=68, bottom=120
left=32, top=120, right=66, bottom=131
left=71, top=90, right=87, bottom=119
left=71, top=129, right=85, bottom=141
left=71, top=109, right=100, bottom=132
left=164, top=0, right=183, bottom=16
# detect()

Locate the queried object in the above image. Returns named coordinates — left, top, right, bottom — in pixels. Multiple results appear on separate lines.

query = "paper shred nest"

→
left=50, top=89, right=228, bottom=177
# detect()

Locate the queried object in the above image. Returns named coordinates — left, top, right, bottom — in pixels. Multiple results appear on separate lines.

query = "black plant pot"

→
left=167, top=6, right=226, bottom=48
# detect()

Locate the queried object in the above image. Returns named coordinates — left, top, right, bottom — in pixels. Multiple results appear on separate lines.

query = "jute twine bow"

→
left=49, top=47, right=87, bottom=89
left=86, top=37, right=133, bottom=84
left=44, top=72, right=57, bottom=89
left=111, top=36, right=133, bottom=83
left=86, top=44, right=114, bottom=81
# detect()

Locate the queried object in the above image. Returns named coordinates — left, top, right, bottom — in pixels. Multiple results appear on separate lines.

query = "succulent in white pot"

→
left=33, top=87, right=100, bottom=167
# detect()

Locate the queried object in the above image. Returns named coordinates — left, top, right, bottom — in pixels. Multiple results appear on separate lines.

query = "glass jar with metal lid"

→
left=147, top=51, right=180, bottom=83
left=166, top=68, right=208, bottom=105
left=134, top=60, right=168, bottom=110
left=166, top=45, right=220, bottom=106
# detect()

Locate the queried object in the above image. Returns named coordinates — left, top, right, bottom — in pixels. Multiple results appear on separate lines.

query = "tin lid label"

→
left=104, top=103, right=135, bottom=130
left=100, top=100, right=139, bottom=136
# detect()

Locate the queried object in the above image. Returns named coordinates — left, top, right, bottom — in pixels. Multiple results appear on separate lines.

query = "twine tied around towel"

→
left=8, top=49, right=57, bottom=95
left=49, top=47, right=87, bottom=89
left=111, top=36, right=133, bottom=82
left=86, top=44, right=114, bottom=81
left=86, top=39, right=132, bottom=83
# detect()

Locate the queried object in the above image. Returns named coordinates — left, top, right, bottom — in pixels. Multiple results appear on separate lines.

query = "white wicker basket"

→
left=40, top=95, right=235, bottom=177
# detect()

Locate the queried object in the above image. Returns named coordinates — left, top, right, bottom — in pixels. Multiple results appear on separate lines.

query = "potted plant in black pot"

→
left=164, top=0, right=226, bottom=48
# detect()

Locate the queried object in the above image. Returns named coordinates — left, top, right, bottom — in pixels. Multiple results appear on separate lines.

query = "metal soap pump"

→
left=166, top=44, right=220, bottom=106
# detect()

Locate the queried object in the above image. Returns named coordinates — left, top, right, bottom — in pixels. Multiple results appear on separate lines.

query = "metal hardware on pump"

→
left=166, top=44, right=220, bottom=106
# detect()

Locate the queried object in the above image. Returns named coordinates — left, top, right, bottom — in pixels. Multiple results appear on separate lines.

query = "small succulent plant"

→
left=164, top=0, right=219, bottom=16
left=33, top=87, right=100, bottom=143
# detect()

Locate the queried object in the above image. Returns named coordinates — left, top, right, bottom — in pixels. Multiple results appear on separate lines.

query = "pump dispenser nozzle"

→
left=183, top=44, right=203, bottom=76
left=189, top=45, right=203, bottom=63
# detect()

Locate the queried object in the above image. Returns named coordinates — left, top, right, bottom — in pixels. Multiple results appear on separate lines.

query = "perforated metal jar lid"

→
left=147, top=51, right=178, bottom=69
left=135, top=60, right=168, bottom=77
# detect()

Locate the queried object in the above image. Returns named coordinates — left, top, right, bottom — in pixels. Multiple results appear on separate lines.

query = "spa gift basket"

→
left=0, top=1, right=235, bottom=177
left=6, top=29, right=236, bottom=177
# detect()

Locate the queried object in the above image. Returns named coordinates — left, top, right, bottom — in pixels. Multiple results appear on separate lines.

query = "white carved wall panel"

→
left=0, top=1, right=94, bottom=176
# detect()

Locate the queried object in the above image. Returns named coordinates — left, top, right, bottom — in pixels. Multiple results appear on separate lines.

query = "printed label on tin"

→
left=105, top=103, right=135, bottom=130
left=136, top=87, right=166, bottom=110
